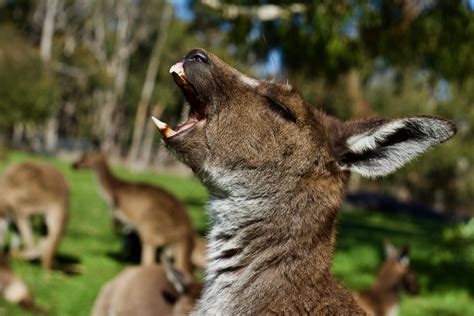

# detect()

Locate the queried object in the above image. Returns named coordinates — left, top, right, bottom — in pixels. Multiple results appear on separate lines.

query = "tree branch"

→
left=201, top=0, right=306, bottom=21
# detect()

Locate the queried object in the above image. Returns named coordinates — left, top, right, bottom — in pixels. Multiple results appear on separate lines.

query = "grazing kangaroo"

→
left=0, top=161, right=69, bottom=270
left=73, top=152, right=203, bottom=273
left=152, top=48, right=456, bottom=314
left=91, top=256, right=202, bottom=316
left=0, top=252, right=45, bottom=313
left=354, top=242, right=419, bottom=316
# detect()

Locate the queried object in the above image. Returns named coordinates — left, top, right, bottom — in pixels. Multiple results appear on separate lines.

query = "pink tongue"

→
left=176, top=121, right=196, bottom=133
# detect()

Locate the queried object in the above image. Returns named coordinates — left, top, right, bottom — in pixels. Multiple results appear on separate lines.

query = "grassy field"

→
left=0, top=152, right=472, bottom=316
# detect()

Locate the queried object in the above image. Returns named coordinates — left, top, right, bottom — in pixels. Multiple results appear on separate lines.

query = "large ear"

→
left=383, top=240, right=398, bottom=259
left=161, top=254, right=191, bottom=294
left=331, top=116, right=456, bottom=178
left=398, top=246, right=410, bottom=267
left=0, top=251, right=9, bottom=268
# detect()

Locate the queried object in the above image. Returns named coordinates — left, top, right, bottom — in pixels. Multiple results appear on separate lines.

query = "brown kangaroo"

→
left=91, top=255, right=202, bottom=316
left=354, top=242, right=419, bottom=316
left=73, top=151, right=204, bottom=273
left=0, top=252, right=46, bottom=313
left=152, top=48, right=456, bottom=314
left=0, top=161, right=69, bottom=270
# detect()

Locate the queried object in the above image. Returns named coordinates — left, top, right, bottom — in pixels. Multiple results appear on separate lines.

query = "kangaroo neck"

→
left=94, top=161, right=122, bottom=198
left=372, top=274, right=402, bottom=297
left=197, top=174, right=345, bottom=313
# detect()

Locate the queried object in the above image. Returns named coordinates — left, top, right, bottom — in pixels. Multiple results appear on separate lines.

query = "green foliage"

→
left=212, top=1, right=474, bottom=81
left=0, top=25, right=58, bottom=128
left=290, top=74, right=354, bottom=119
left=359, top=0, right=474, bottom=82
left=444, top=218, right=474, bottom=241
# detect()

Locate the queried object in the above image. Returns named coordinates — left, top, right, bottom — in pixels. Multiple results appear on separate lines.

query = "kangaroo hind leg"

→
left=42, top=205, right=68, bottom=270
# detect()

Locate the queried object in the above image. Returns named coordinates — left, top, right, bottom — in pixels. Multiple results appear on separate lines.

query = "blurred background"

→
left=0, top=0, right=473, bottom=315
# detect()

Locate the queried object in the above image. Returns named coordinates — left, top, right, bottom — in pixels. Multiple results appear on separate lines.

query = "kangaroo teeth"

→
left=151, top=117, right=176, bottom=138
left=170, top=62, right=186, bottom=79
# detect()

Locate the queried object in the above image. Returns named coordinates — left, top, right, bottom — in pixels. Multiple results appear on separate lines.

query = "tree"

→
left=127, top=1, right=174, bottom=168
left=0, top=25, right=59, bottom=146
left=39, top=0, right=60, bottom=152
left=52, top=0, right=167, bottom=156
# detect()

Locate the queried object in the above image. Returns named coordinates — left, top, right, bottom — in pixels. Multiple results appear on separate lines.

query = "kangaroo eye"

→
left=264, top=96, right=296, bottom=123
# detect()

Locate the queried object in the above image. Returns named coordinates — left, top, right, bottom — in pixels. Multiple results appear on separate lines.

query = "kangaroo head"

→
left=153, top=48, right=456, bottom=198
left=0, top=253, right=34, bottom=307
left=161, top=255, right=202, bottom=316
left=0, top=252, right=9, bottom=268
left=379, top=241, right=419, bottom=295
left=72, top=151, right=107, bottom=170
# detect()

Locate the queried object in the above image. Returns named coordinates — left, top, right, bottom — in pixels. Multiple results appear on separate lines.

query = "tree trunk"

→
left=11, top=123, right=24, bottom=148
left=135, top=104, right=164, bottom=169
left=40, top=0, right=58, bottom=62
left=100, top=90, right=120, bottom=155
left=344, top=69, right=370, bottom=192
left=44, top=117, right=58, bottom=153
left=127, top=1, right=173, bottom=166
left=345, top=69, right=371, bottom=119
left=100, top=0, right=132, bottom=157
left=40, top=0, right=59, bottom=153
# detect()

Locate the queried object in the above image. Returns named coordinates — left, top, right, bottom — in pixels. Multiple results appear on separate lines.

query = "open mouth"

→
left=152, top=61, right=206, bottom=139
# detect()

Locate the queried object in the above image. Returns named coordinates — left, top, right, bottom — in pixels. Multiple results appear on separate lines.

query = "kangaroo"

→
left=354, top=242, right=419, bottom=316
left=190, top=234, right=207, bottom=269
left=151, top=48, right=456, bottom=314
left=0, top=252, right=46, bottom=313
left=0, top=161, right=69, bottom=270
left=73, top=152, right=204, bottom=273
left=91, top=256, right=202, bottom=316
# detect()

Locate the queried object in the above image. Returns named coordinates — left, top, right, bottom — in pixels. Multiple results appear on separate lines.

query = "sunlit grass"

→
left=0, top=151, right=472, bottom=315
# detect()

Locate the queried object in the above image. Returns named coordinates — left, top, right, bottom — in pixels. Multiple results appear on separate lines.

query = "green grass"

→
left=0, top=152, right=473, bottom=315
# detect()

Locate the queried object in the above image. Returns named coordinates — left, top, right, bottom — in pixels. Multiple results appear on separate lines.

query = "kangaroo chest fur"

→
left=195, top=196, right=259, bottom=314
left=193, top=183, right=362, bottom=315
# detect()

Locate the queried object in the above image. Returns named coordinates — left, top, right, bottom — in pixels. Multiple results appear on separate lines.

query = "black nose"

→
left=185, top=49, right=209, bottom=64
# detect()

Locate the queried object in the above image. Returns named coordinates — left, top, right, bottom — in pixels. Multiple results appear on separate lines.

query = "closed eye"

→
left=264, top=96, right=296, bottom=123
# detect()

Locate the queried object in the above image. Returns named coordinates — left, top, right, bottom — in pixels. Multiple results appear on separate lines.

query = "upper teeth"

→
left=151, top=117, right=177, bottom=138
left=170, top=62, right=185, bottom=78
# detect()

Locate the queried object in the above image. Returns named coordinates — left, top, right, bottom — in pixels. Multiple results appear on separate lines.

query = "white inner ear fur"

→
left=344, top=117, right=455, bottom=178
left=384, top=242, right=398, bottom=259
left=164, top=266, right=185, bottom=294
left=400, top=256, right=410, bottom=267
left=347, top=120, right=406, bottom=154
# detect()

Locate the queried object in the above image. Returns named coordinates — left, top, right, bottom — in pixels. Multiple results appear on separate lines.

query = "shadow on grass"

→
left=105, top=231, right=167, bottom=265
left=413, top=239, right=474, bottom=294
left=106, top=228, right=209, bottom=265
left=423, top=306, right=468, bottom=316
left=106, top=231, right=142, bottom=264
left=27, top=253, right=82, bottom=276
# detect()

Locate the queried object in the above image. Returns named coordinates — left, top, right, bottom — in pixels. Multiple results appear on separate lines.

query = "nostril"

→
left=187, top=50, right=209, bottom=63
